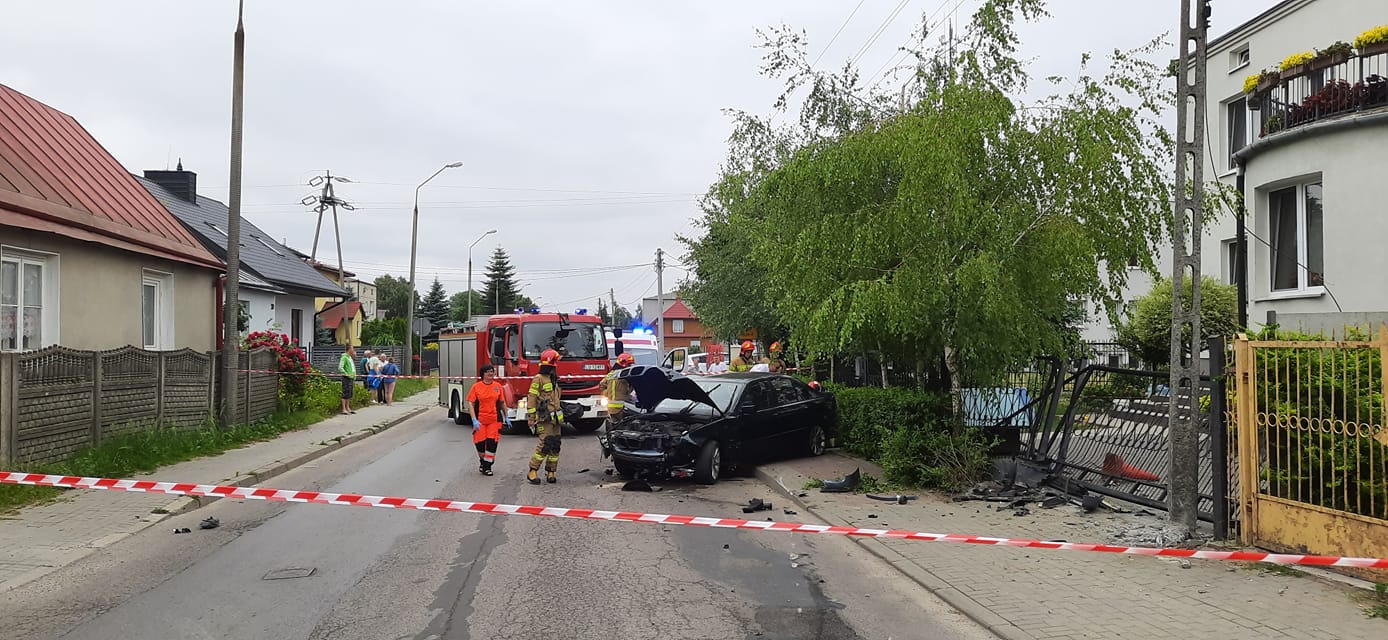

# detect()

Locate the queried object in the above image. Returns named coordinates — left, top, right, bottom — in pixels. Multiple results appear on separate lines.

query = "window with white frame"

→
left=1222, top=238, right=1241, bottom=286
left=141, top=270, right=174, bottom=350
left=1229, top=46, right=1250, bottom=71
left=1268, top=182, right=1324, bottom=293
left=1, top=249, right=57, bottom=351
left=1226, top=97, right=1247, bottom=170
left=672, top=319, right=685, bottom=334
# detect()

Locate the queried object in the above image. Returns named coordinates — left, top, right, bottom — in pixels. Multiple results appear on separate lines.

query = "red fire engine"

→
left=437, top=310, right=610, bottom=433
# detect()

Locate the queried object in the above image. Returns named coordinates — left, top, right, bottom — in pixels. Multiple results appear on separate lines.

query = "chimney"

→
left=143, top=159, right=198, bottom=203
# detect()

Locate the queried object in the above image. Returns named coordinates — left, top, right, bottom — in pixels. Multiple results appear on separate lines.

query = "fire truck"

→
left=437, top=310, right=610, bottom=434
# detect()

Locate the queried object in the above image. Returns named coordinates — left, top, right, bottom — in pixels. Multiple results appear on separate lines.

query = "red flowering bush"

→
left=243, top=330, right=312, bottom=408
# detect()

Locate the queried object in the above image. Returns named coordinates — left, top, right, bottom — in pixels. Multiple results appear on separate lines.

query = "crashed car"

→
left=597, top=366, right=836, bottom=484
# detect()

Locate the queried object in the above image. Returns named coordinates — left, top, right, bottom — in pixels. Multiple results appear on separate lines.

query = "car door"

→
left=764, top=377, right=812, bottom=451
left=731, top=380, right=775, bottom=458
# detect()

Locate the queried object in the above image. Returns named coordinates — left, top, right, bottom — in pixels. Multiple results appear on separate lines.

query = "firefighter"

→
left=526, top=348, right=565, bottom=484
left=600, top=352, right=636, bottom=435
left=765, top=341, right=788, bottom=373
left=729, top=341, right=756, bottom=372
left=467, top=364, right=508, bottom=476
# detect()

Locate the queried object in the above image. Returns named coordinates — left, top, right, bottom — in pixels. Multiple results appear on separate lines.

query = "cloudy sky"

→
left=1, top=0, right=1269, bottom=314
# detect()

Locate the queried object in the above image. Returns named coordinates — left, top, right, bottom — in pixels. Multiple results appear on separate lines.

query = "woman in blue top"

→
left=381, top=355, right=401, bottom=405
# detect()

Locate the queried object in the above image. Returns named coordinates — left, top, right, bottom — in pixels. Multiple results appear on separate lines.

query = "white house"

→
left=141, top=167, right=350, bottom=349
left=1206, top=0, right=1388, bottom=333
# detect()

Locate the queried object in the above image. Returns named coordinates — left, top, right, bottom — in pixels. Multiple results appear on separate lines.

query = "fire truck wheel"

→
left=452, top=396, right=468, bottom=426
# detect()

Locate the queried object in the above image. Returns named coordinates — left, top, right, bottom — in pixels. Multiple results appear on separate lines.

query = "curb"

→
left=754, top=464, right=1035, bottom=640
left=160, top=405, right=430, bottom=516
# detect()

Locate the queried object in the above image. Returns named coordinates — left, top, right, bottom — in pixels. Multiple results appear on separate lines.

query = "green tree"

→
left=449, top=290, right=488, bottom=322
left=418, top=277, right=450, bottom=333
left=1116, top=277, right=1239, bottom=368
left=374, top=274, right=416, bottom=319
left=361, top=317, right=407, bottom=345
left=482, top=247, right=522, bottom=314
left=683, top=0, right=1174, bottom=419
left=611, top=304, right=634, bottom=329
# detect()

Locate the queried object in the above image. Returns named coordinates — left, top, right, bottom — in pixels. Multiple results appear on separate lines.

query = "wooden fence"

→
left=0, top=346, right=278, bottom=466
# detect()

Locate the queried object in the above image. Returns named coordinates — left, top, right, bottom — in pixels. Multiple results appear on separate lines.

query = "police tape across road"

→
left=3, top=471, right=1386, bottom=570
left=233, top=368, right=800, bottom=381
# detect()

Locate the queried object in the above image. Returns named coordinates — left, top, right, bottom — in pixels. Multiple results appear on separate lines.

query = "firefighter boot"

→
left=546, top=471, right=557, bottom=484
left=527, top=469, right=540, bottom=485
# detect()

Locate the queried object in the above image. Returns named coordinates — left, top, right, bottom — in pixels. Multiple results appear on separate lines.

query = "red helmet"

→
left=769, top=341, right=782, bottom=353
left=615, top=352, right=635, bottom=367
left=740, top=341, right=755, bottom=353
left=808, top=380, right=822, bottom=392
left=540, top=349, right=561, bottom=366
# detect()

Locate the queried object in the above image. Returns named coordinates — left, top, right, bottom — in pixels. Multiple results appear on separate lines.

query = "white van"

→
left=605, top=329, right=662, bottom=368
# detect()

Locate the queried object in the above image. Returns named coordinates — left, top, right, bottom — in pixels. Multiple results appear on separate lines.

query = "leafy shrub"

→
left=828, top=385, right=947, bottom=460
left=877, top=424, right=995, bottom=490
left=243, top=331, right=312, bottom=410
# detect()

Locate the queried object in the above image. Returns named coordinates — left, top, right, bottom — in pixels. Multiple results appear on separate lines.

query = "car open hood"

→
left=614, top=365, right=719, bottom=412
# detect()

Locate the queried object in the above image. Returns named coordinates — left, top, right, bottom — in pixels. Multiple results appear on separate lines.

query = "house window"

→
left=141, top=270, right=174, bottom=349
left=1127, top=255, right=1140, bottom=269
left=1268, top=182, right=1324, bottom=293
left=291, top=308, right=303, bottom=345
left=1222, top=238, right=1241, bottom=286
left=672, top=319, right=685, bottom=334
left=1227, top=97, right=1247, bottom=170
left=1, top=252, right=55, bottom=351
left=1230, top=46, right=1250, bottom=71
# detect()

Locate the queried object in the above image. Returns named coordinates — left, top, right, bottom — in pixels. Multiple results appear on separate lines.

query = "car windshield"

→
left=522, top=322, right=607, bottom=359
left=650, top=380, right=737, bottom=416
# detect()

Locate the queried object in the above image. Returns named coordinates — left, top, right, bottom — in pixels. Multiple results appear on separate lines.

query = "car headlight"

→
left=516, top=397, right=528, bottom=413
left=599, top=396, right=608, bottom=408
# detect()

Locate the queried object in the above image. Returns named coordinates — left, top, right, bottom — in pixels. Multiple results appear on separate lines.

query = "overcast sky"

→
left=1, top=0, right=1269, bottom=314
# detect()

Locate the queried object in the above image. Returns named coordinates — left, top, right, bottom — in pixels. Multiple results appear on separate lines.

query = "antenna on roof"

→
left=176, top=158, right=183, bottom=172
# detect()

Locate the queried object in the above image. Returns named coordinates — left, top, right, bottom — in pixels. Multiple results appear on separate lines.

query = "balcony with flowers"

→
left=1244, top=25, right=1388, bottom=138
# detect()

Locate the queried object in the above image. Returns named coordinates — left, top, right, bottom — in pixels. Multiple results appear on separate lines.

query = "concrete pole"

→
left=219, top=0, right=246, bottom=427
left=405, top=163, right=461, bottom=373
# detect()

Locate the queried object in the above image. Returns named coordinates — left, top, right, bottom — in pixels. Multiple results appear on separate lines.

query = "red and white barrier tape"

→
left=3, top=471, right=1384, bottom=569
left=236, top=369, right=608, bottom=381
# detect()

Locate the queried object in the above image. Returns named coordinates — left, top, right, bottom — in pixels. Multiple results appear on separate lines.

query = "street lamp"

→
left=405, top=161, right=462, bottom=374
left=467, top=229, right=497, bottom=322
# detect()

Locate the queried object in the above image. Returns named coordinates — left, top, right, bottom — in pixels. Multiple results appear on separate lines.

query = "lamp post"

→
left=405, top=162, right=462, bottom=374
left=467, top=229, right=497, bottom=323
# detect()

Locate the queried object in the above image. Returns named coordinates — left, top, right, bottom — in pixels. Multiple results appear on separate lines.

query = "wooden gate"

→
left=1233, top=326, right=1388, bottom=579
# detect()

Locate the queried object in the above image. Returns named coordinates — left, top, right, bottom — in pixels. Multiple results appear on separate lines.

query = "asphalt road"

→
left=3, top=409, right=993, bottom=640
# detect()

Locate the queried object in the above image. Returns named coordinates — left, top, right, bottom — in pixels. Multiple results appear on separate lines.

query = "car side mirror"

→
left=738, top=400, right=758, bottom=414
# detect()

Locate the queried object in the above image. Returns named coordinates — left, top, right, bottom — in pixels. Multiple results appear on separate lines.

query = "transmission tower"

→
left=301, top=171, right=355, bottom=285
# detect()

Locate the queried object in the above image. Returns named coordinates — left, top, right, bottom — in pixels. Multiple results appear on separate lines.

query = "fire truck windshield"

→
left=521, top=322, right=608, bottom=360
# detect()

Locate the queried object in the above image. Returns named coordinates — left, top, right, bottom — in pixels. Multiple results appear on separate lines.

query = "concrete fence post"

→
left=207, top=351, right=218, bottom=426
left=243, top=351, right=251, bottom=425
left=156, top=351, right=167, bottom=426
left=0, top=353, right=14, bottom=466
left=91, top=350, right=103, bottom=448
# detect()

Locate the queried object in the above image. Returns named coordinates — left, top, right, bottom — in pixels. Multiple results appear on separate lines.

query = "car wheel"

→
left=695, top=440, right=721, bottom=485
left=452, top=395, right=467, bottom=426
left=806, top=424, right=827, bottom=457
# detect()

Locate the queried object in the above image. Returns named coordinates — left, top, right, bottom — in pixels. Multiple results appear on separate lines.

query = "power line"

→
left=811, top=0, right=868, bottom=69
left=204, top=182, right=702, bottom=197
left=849, top=0, right=913, bottom=66
left=869, top=0, right=970, bottom=86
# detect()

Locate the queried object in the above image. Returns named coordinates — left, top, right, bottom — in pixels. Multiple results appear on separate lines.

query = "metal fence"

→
left=0, top=346, right=278, bottom=466
left=309, top=345, right=404, bottom=373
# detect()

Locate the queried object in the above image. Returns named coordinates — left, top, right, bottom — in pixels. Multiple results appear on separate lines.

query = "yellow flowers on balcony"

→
left=1243, top=73, right=1261, bottom=94
left=1354, top=25, right=1388, bottom=50
left=1279, top=51, right=1315, bottom=71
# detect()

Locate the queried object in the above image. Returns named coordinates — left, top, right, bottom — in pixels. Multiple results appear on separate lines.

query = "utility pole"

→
left=655, top=248, right=665, bottom=356
left=220, top=0, right=246, bottom=428
left=1169, top=0, right=1210, bottom=533
left=303, top=171, right=356, bottom=344
left=610, top=288, right=619, bottom=326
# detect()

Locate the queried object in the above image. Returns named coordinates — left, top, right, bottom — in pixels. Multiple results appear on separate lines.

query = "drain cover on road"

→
left=263, top=567, right=316, bottom=580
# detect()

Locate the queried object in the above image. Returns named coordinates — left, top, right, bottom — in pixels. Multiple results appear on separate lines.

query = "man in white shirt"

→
left=365, top=351, right=382, bottom=404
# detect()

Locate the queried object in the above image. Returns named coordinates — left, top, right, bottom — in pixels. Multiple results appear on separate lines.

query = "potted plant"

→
left=1355, top=24, right=1388, bottom=57
left=1262, top=113, right=1285, bottom=137
left=1310, top=41, right=1353, bottom=70
left=1244, top=69, right=1279, bottom=109
left=1279, top=51, right=1315, bottom=79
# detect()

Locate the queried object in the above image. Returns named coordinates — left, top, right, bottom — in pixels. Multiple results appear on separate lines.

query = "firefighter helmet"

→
left=540, top=349, right=561, bottom=366
left=808, top=380, right=822, bottom=392
left=769, top=341, right=782, bottom=353
left=615, top=352, right=635, bottom=367
left=740, top=340, right=755, bottom=353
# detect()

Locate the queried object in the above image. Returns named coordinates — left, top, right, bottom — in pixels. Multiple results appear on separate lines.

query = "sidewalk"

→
left=0, top=392, right=434, bottom=593
left=756, top=453, right=1386, bottom=640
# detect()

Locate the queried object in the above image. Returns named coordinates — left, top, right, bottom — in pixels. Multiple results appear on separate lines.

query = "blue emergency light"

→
left=574, top=308, right=588, bottom=315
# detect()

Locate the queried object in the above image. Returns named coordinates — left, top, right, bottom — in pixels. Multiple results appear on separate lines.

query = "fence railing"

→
left=309, top=345, right=404, bottom=374
left=0, top=346, right=278, bottom=466
left=1250, top=46, right=1388, bottom=137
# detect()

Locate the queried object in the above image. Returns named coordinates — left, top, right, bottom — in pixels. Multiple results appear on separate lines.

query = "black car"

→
left=597, top=366, right=837, bottom=484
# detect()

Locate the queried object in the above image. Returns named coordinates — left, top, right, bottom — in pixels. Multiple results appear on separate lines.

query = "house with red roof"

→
left=0, top=83, right=223, bottom=351
left=642, top=295, right=718, bottom=354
